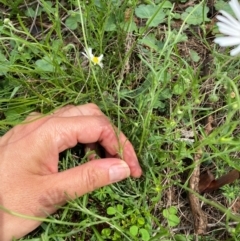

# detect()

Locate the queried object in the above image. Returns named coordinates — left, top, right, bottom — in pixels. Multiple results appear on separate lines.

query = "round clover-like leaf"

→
left=167, top=214, right=180, bottom=227
left=168, top=206, right=177, bottom=215
left=139, top=228, right=150, bottom=241
left=65, top=13, right=81, bottom=30
left=163, top=206, right=180, bottom=227
left=107, top=206, right=116, bottom=215
left=137, top=217, right=145, bottom=226
left=129, top=225, right=139, bottom=236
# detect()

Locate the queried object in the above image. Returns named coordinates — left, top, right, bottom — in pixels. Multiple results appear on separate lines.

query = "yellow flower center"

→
left=92, top=56, right=99, bottom=64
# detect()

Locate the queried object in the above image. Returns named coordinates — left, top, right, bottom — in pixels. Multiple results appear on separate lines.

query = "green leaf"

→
left=214, top=0, right=234, bottom=15
left=101, top=228, right=111, bottom=237
left=181, top=4, right=210, bottom=25
left=173, top=83, right=185, bottom=95
left=162, top=209, right=168, bottom=218
left=163, top=207, right=180, bottom=227
left=135, top=4, right=166, bottom=27
left=65, top=13, right=81, bottom=30
left=168, top=214, right=180, bottom=227
left=104, top=15, right=116, bottom=31
left=189, top=49, right=200, bottom=62
left=139, top=228, right=150, bottom=241
left=42, top=1, right=55, bottom=14
left=107, top=206, right=116, bottom=215
left=139, top=33, right=164, bottom=51
left=153, top=100, right=165, bottom=109
left=0, top=51, right=7, bottom=61
left=120, top=20, right=138, bottom=32
left=175, top=234, right=190, bottom=241
left=0, top=52, right=9, bottom=75
left=35, top=56, right=55, bottom=72
left=94, top=0, right=103, bottom=8
left=4, top=106, right=33, bottom=122
left=209, top=94, right=219, bottom=102
left=129, top=225, right=139, bottom=236
left=135, top=4, right=156, bottom=18
left=25, top=7, right=37, bottom=17
left=147, top=11, right=166, bottom=27
left=112, top=231, right=121, bottom=240
left=173, top=13, right=181, bottom=19
left=160, top=88, right=172, bottom=100
left=139, top=35, right=158, bottom=51
left=155, top=0, right=173, bottom=8
left=10, top=86, right=21, bottom=99
left=168, top=206, right=177, bottom=215
left=116, top=204, right=123, bottom=213
left=137, top=217, right=145, bottom=226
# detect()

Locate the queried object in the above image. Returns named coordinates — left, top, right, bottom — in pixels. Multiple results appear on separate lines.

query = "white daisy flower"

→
left=82, top=47, right=103, bottom=68
left=214, top=0, right=240, bottom=56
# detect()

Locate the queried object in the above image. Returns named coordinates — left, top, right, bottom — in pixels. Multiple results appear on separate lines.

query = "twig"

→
left=119, top=31, right=133, bottom=80
left=189, top=149, right=208, bottom=234
left=188, top=115, right=214, bottom=234
left=25, top=1, right=40, bottom=39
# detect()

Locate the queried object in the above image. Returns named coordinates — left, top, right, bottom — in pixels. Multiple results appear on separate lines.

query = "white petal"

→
left=217, top=23, right=240, bottom=36
left=217, top=22, right=237, bottom=32
left=98, top=54, right=103, bottom=61
left=217, top=21, right=240, bottom=31
left=214, top=36, right=240, bottom=46
left=229, top=0, right=240, bottom=22
left=216, top=17, right=231, bottom=29
left=218, top=27, right=240, bottom=36
left=86, top=47, right=92, bottom=56
left=82, top=52, right=89, bottom=59
left=217, top=15, right=240, bottom=30
left=214, top=37, right=226, bottom=45
left=230, top=44, right=240, bottom=55
left=98, top=62, right=103, bottom=68
left=217, top=10, right=240, bottom=26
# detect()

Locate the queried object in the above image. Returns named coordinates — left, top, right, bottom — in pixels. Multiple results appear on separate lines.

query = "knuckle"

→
left=24, top=112, right=41, bottom=121
left=54, top=105, right=75, bottom=115
left=84, top=167, right=101, bottom=192
left=87, top=103, right=99, bottom=109
left=63, top=104, right=75, bottom=110
left=86, top=103, right=102, bottom=115
left=97, top=116, right=112, bottom=131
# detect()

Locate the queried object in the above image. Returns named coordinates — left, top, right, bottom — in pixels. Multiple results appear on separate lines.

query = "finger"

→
left=53, top=103, right=104, bottom=117
left=44, top=115, right=141, bottom=177
left=44, top=159, right=130, bottom=204
left=24, top=112, right=42, bottom=121
left=52, top=104, right=142, bottom=176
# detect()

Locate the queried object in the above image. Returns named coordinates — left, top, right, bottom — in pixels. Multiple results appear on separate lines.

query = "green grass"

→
left=1, top=0, right=240, bottom=240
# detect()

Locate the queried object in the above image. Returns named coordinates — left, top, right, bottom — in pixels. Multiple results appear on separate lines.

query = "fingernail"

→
left=109, top=161, right=130, bottom=182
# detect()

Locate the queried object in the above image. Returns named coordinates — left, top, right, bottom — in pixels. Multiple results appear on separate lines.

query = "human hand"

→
left=0, top=103, right=142, bottom=240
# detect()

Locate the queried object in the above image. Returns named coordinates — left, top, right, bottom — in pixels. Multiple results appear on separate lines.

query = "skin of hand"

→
left=0, top=103, right=142, bottom=240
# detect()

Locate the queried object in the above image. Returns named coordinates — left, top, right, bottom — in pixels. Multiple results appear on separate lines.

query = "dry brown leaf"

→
left=199, top=169, right=240, bottom=193
left=199, top=170, right=215, bottom=193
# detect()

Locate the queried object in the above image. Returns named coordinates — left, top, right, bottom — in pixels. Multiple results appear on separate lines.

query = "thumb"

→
left=45, top=159, right=130, bottom=204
